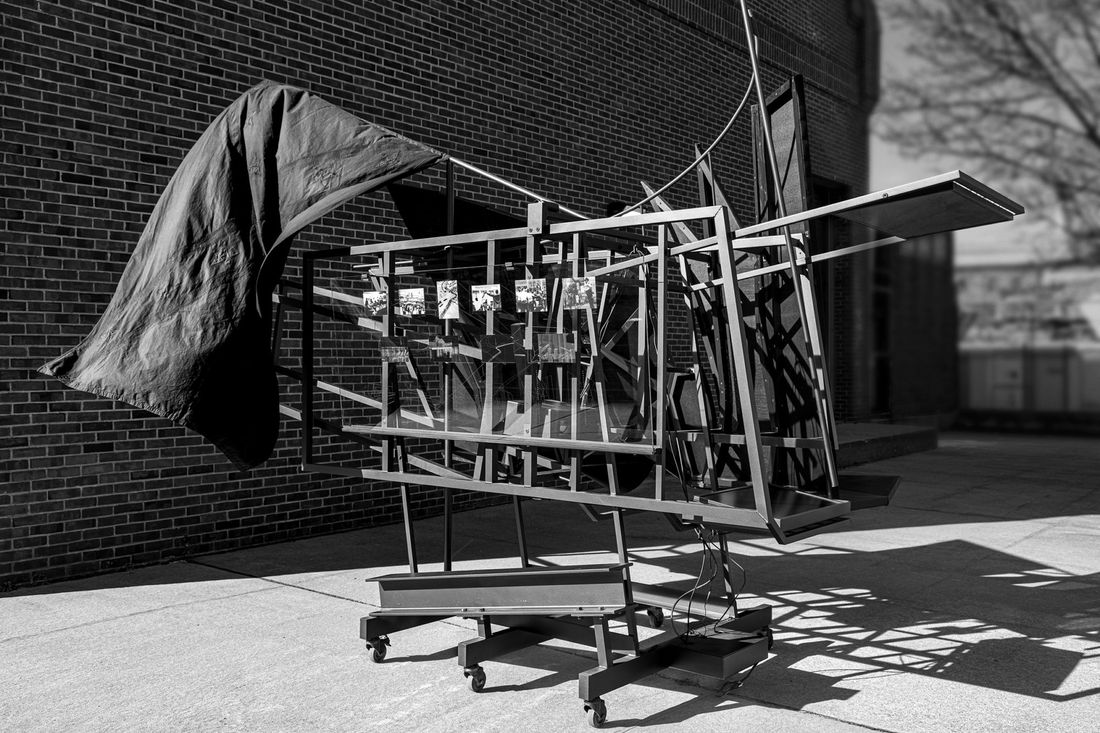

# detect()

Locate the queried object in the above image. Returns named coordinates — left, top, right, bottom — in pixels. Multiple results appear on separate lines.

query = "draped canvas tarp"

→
left=40, top=81, right=445, bottom=469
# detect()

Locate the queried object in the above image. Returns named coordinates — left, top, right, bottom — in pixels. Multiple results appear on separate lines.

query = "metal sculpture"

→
left=282, top=1, right=1022, bottom=720
left=39, top=2, right=1024, bottom=726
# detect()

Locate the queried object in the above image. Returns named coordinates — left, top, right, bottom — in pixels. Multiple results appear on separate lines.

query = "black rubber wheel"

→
left=765, top=627, right=775, bottom=650
left=464, top=665, right=486, bottom=692
left=368, top=637, right=388, bottom=663
left=585, top=698, right=607, bottom=728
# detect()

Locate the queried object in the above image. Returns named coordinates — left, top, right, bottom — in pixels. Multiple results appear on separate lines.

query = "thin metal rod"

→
left=450, top=157, right=587, bottom=220
left=443, top=160, right=455, bottom=467
left=443, top=488, right=453, bottom=572
left=400, top=483, right=419, bottom=574
left=616, top=71, right=756, bottom=217
left=513, top=496, right=530, bottom=568
left=301, top=255, right=314, bottom=465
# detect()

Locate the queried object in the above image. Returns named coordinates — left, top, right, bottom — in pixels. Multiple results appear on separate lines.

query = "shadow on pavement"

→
left=4, top=431, right=1099, bottom=726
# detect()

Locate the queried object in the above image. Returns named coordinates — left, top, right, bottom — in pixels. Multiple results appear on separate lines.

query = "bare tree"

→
left=877, top=0, right=1100, bottom=261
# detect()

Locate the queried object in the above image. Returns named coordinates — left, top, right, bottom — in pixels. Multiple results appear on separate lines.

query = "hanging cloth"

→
left=40, top=81, right=445, bottom=469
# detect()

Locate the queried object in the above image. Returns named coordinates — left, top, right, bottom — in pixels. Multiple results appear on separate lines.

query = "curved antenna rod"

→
left=451, top=65, right=756, bottom=223
left=616, top=70, right=757, bottom=217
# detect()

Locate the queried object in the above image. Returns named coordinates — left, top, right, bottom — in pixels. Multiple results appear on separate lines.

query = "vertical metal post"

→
left=569, top=233, right=583, bottom=488
left=654, top=225, right=668, bottom=501
left=714, top=208, right=772, bottom=520
left=521, top=206, right=541, bottom=486
left=442, top=159, right=456, bottom=568
left=301, top=255, right=314, bottom=466
left=593, top=617, right=613, bottom=668
left=718, top=532, right=740, bottom=614
left=611, top=508, right=639, bottom=649
left=270, top=283, right=285, bottom=355
left=400, top=482, right=419, bottom=574
left=478, top=240, right=499, bottom=482
left=444, top=159, right=456, bottom=466
left=445, top=159, right=456, bottom=234
left=513, top=497, right=530, bottom=568
left=739, top=0, right=840, bottom=490
left=442, top=487, right=453, bottom=572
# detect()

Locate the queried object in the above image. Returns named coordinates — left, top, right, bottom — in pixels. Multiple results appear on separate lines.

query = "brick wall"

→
left=1, top=0, right=883, bottom=588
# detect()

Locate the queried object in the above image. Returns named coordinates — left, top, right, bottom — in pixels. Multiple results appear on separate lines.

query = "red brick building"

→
left=2, top=0, right=953, bottom=588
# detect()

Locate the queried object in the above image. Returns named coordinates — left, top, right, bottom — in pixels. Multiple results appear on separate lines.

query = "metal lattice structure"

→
left=270, top=3, right=1024, bottom=725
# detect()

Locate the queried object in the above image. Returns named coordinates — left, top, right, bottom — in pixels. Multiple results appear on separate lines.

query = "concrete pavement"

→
left=2, top=431, right=1098, bottom=731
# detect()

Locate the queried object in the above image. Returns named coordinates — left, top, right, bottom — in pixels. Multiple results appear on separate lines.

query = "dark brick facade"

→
left=1, top=0, right=912, bottom=588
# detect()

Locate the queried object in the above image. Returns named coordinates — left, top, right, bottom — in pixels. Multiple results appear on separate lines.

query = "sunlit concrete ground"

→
left=2, top=431, right=1098, bottom=731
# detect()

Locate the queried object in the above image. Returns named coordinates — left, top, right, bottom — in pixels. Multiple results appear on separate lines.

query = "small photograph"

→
left=480, top=334, right=515, bottom=363
left=380, top=338, right=409, bottom=363
left=398, top=287, right=426, bottom=317
left=561, top=276, right=597, bottom=310
left=363, top=290, right=389, bottom=315
left=426, top=335, right=459, bottom=361
left=536, top=332, right=577, bottom=363
left=515, top=278, right=548, bottom=313
left=436, top=280, right=460, bottom=320
left=472, top=283, right=502, bottom=312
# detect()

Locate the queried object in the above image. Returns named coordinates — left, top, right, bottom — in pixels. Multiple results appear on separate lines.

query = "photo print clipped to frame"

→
left=363, top=290, right=389, bottom=316
left=427, top=335, right=460, bottom=361
left=436, top=279, right=460, bottom=320
left=561, top=276, right=597, bottom=310
left=380, top=337, right=409, bottom=363
left=398, top=287, right=425, bottom=317
left=515, top=277, right=548, bottom=313
left=471, top=283, right=502, bottom=312
left=536, top=332, right=576, bottom=363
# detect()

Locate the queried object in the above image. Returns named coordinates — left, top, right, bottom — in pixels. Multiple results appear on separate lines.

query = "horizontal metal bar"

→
left=313, top=285, right=361, bottom=307
left=733, top=170, right=1010, bottom=238
left=276, top=366, right=437, bottom=427
left=459, top=627, right=552, bottom=667
left=812, top=235, right=906, bottom=262
left=344, top=425, right=657, bottom=455
left=586, top=251, right=659, bottom=278
left=669, top=233, right=787, bottom=257
left=304, top=245, right=353, bottom=261
left=491, top=614, right=639, bottom=652
left=348, top=226, right=530, bottom=256
left=360, top=614, right=440, bottom=641
left=302, top=462, right=766, bottom=528
left=547, top=206, right=724, bottom=236
left=734, top=235, right=906, bottom=281
left=668, top=429, right=827, bottom=450
left=374, top=563, right=629, bottom=582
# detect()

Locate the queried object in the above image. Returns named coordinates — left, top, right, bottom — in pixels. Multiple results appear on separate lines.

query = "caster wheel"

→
left=464, top=665, right=486, bottom=692
left=584, top=698, right=607, bottom=728
left=765, top=627, right=774, bottom=650
left=646, top=607, right=665, bottom=628
left=368, top=636, right=389, bottom=663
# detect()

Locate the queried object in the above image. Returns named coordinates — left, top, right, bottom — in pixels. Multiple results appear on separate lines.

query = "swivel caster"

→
left=646, top=607, right=665, bottom=628
left=765, top=627, right=774, bottom=650
left=367, top=636, right=390, bottom=663
left=463, top=664, right=486, bottom=692
left=584, top=697, right=607, bottom=728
